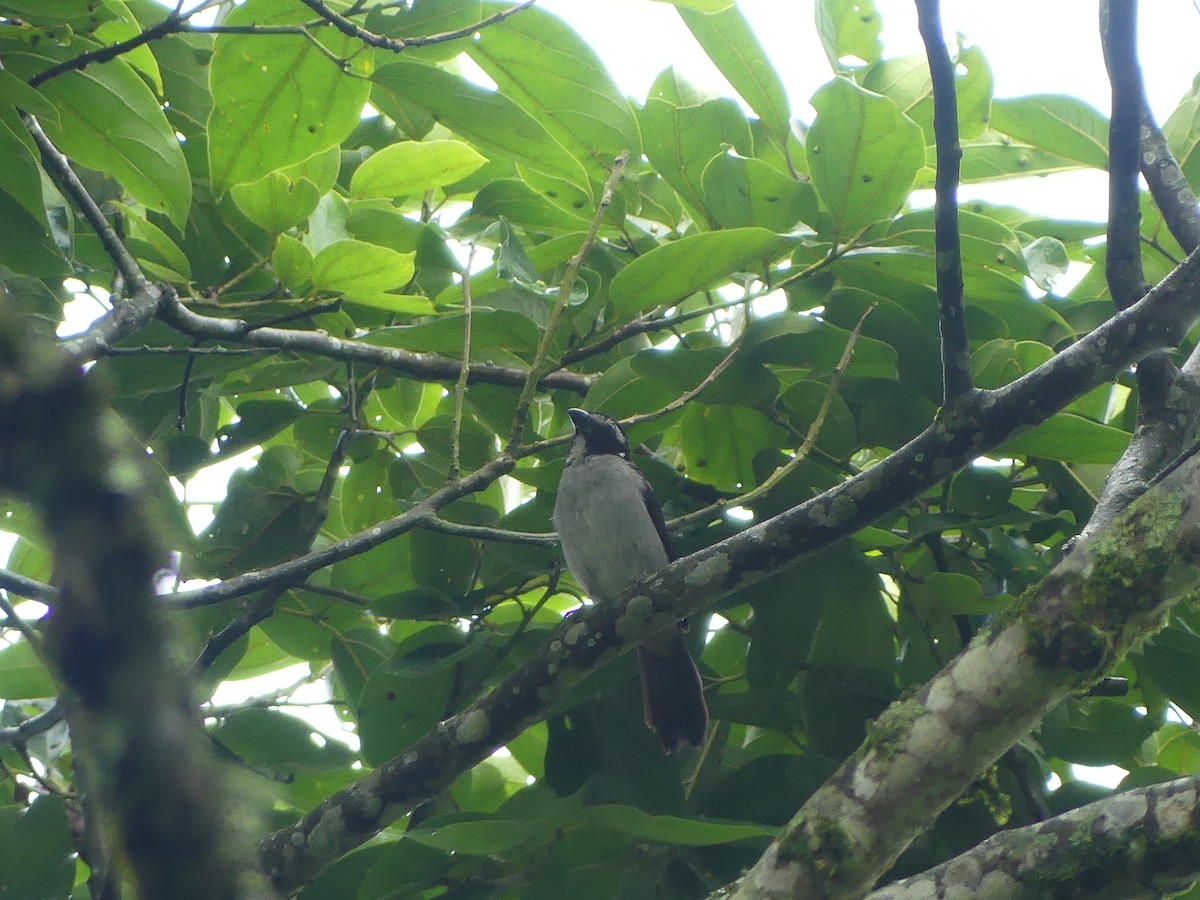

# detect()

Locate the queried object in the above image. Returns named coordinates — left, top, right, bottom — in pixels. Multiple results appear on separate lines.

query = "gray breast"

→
left=554, top=454, right=669, bottom=603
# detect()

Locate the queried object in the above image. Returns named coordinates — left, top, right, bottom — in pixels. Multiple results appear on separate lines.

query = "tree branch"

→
left=728, top=447, right=1200, bottom=898
left=1076, top=0, right=1199, bottom=542
left=259, top=243, right=1200, bottom=893
left=916, top=0, right=972, bottom=404
left=1103, top=0, right=1150, bottom=309
left=297, top=0, right=539, bottom=53
left=0, top=307, right=262, bottom=897
left=870, top=774, right=1200, bottom=899
left=157, top=293, right=591, bottom=393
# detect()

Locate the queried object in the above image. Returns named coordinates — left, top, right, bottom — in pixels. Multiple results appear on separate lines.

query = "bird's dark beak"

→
left=567, top=407, right=597, bottom=434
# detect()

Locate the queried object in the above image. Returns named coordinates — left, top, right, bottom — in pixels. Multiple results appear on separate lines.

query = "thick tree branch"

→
left=1077, top=0, right=1198, bottom=542
left=728, top=447, right=1200, bottom=898
left=1142, top=109, right=1200, bottom=254
left=0, top=307, right=263, bottom=897
left=259, top=244, right=1200, bottom=892
left=870, top=775, right=1200, bottom=899
left=916, top=0, right=972, bottom=403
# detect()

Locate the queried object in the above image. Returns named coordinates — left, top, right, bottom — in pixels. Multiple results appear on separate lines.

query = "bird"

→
left=553, top=407, right=708, bottom=752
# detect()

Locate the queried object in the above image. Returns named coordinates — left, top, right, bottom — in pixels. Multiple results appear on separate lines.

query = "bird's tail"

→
left=637, top=628, right=708, bottom=753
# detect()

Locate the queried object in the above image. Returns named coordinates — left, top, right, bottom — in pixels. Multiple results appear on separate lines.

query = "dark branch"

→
left=157, top=294, right=591, bottom=393
left=1079, top=0, right=1197, bottom=541
left=28, top=10, right=185, bottom=88
left=915, top=0, right=971, bottom=403
left=296, top=0, right=538, bottom=53
left=169, top=455, right=517, bottom=610
left=1103, top=0, right=1150, bottom=309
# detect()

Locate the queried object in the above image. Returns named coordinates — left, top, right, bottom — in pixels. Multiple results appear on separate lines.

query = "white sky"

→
left=544, top=0, right=1200, bottom=221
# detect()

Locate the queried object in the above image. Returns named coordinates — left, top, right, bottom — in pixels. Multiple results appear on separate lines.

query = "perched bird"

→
left=554, top=408, right=708, bottom=752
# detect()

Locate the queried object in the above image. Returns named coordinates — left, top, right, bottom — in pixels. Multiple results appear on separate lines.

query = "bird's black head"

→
left=566, top=408, right=630, bottom=461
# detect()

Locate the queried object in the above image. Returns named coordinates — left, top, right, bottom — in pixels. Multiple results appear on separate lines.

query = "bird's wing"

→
left=638, top=472, right=675, bottom=562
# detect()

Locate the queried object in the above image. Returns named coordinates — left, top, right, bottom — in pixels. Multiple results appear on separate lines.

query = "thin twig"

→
left=296, top=0, right=538, bottom=53
left=915, top=0, right=971, bottom=403
left=508, top=150, right=629, bottom=447
left=668, top=305, right=875, bottom=531
left=622, top=339, right=743, bottom=430
left=450, top=244, right=478, bottom=481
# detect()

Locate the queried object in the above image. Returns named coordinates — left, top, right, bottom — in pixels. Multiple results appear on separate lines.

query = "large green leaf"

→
left=806, top=78, right=924, bottom=237
left=702, top=153, right=818, bottom=231
left=1001, top=412, right=1130, bottom=465
left=350, top=139, right=488, bottom=199
left=371, top=60, right=590, bottom=190
left=862, top=45, right=993, bottom=143
left=0, top=639, right=56, bottom=700
left=231, top=147, right=339, bottom=233
left=589, top=804, right=775, bottom=845
left=815, top=0, right=883, bottom=69
left=0, top=797, right=75, bottom=899
left=3, top=41, right=191, bottom=226
left=467, top=3, right=640, bottom=176
left=990, top=95, right=1109, bottom=170
left=640, top=95, right=753, bottom=225
left=609, top=227, right=782, bottom=315
left=208, top=0, right=374, bottom=190
left=310, top=239, right=428, bottom=313
left=678, top=4, right=790, bottom=137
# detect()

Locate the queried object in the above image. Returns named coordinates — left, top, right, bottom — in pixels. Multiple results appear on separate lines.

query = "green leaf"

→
left=0, top=639, right=56, bottom=700
left=212, top=709, right=355, bottom=774
left=467, top=3, right=641, bottom=175
left=405, top=818, right=531, bottom=855
left=350, top=139, right=487, bottom=199
left=0, top=106, right=49, bottom=228
left=1024, top=236, right=1071, bottom=291
left=3, top=42, right=191, bottom=226
left=640, top=96, right=753, bottom=224
left=678, top=5, right=790, bottom=136
left=680, top=405, right=789, bottom=491
left=310, top=239, right=423, bottom=310
left=0, top=68, right=58, bottom=125
left=590, top=804, right=774, bottom=845
left=357, top=631, right=457, bottom=765
left=991, top=95, right=1109, bottom=170
left=609, top=227, right=782, bottom=316
left=0, top=797, right=75, bottom=899
left=272, top=233, right=313, bottom=292
left=959, top=130, right=1090, bottom=182
left=702, top=153, right=818, bottom=231
left=806, top=77, right=924, bottom=237
left=1001, top=412, right=1130, bottom=465
left=651, top=0, right=735, bottom=9
left=862, top=45, right=993, bottom=144
left=94, top=0, right=163, bottom=93
left=208, top=0, right=374, bottom=190
left=371, top=60, right=590, bottom=190
left=885, top=208, right=1026, bottom=277
left=815, top=0, right=883, bottom=69
left=231, top=147, right=339, bottom=233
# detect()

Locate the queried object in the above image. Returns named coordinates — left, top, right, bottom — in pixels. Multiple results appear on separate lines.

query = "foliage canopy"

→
left=4, top=1, right=1200, bottom=898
